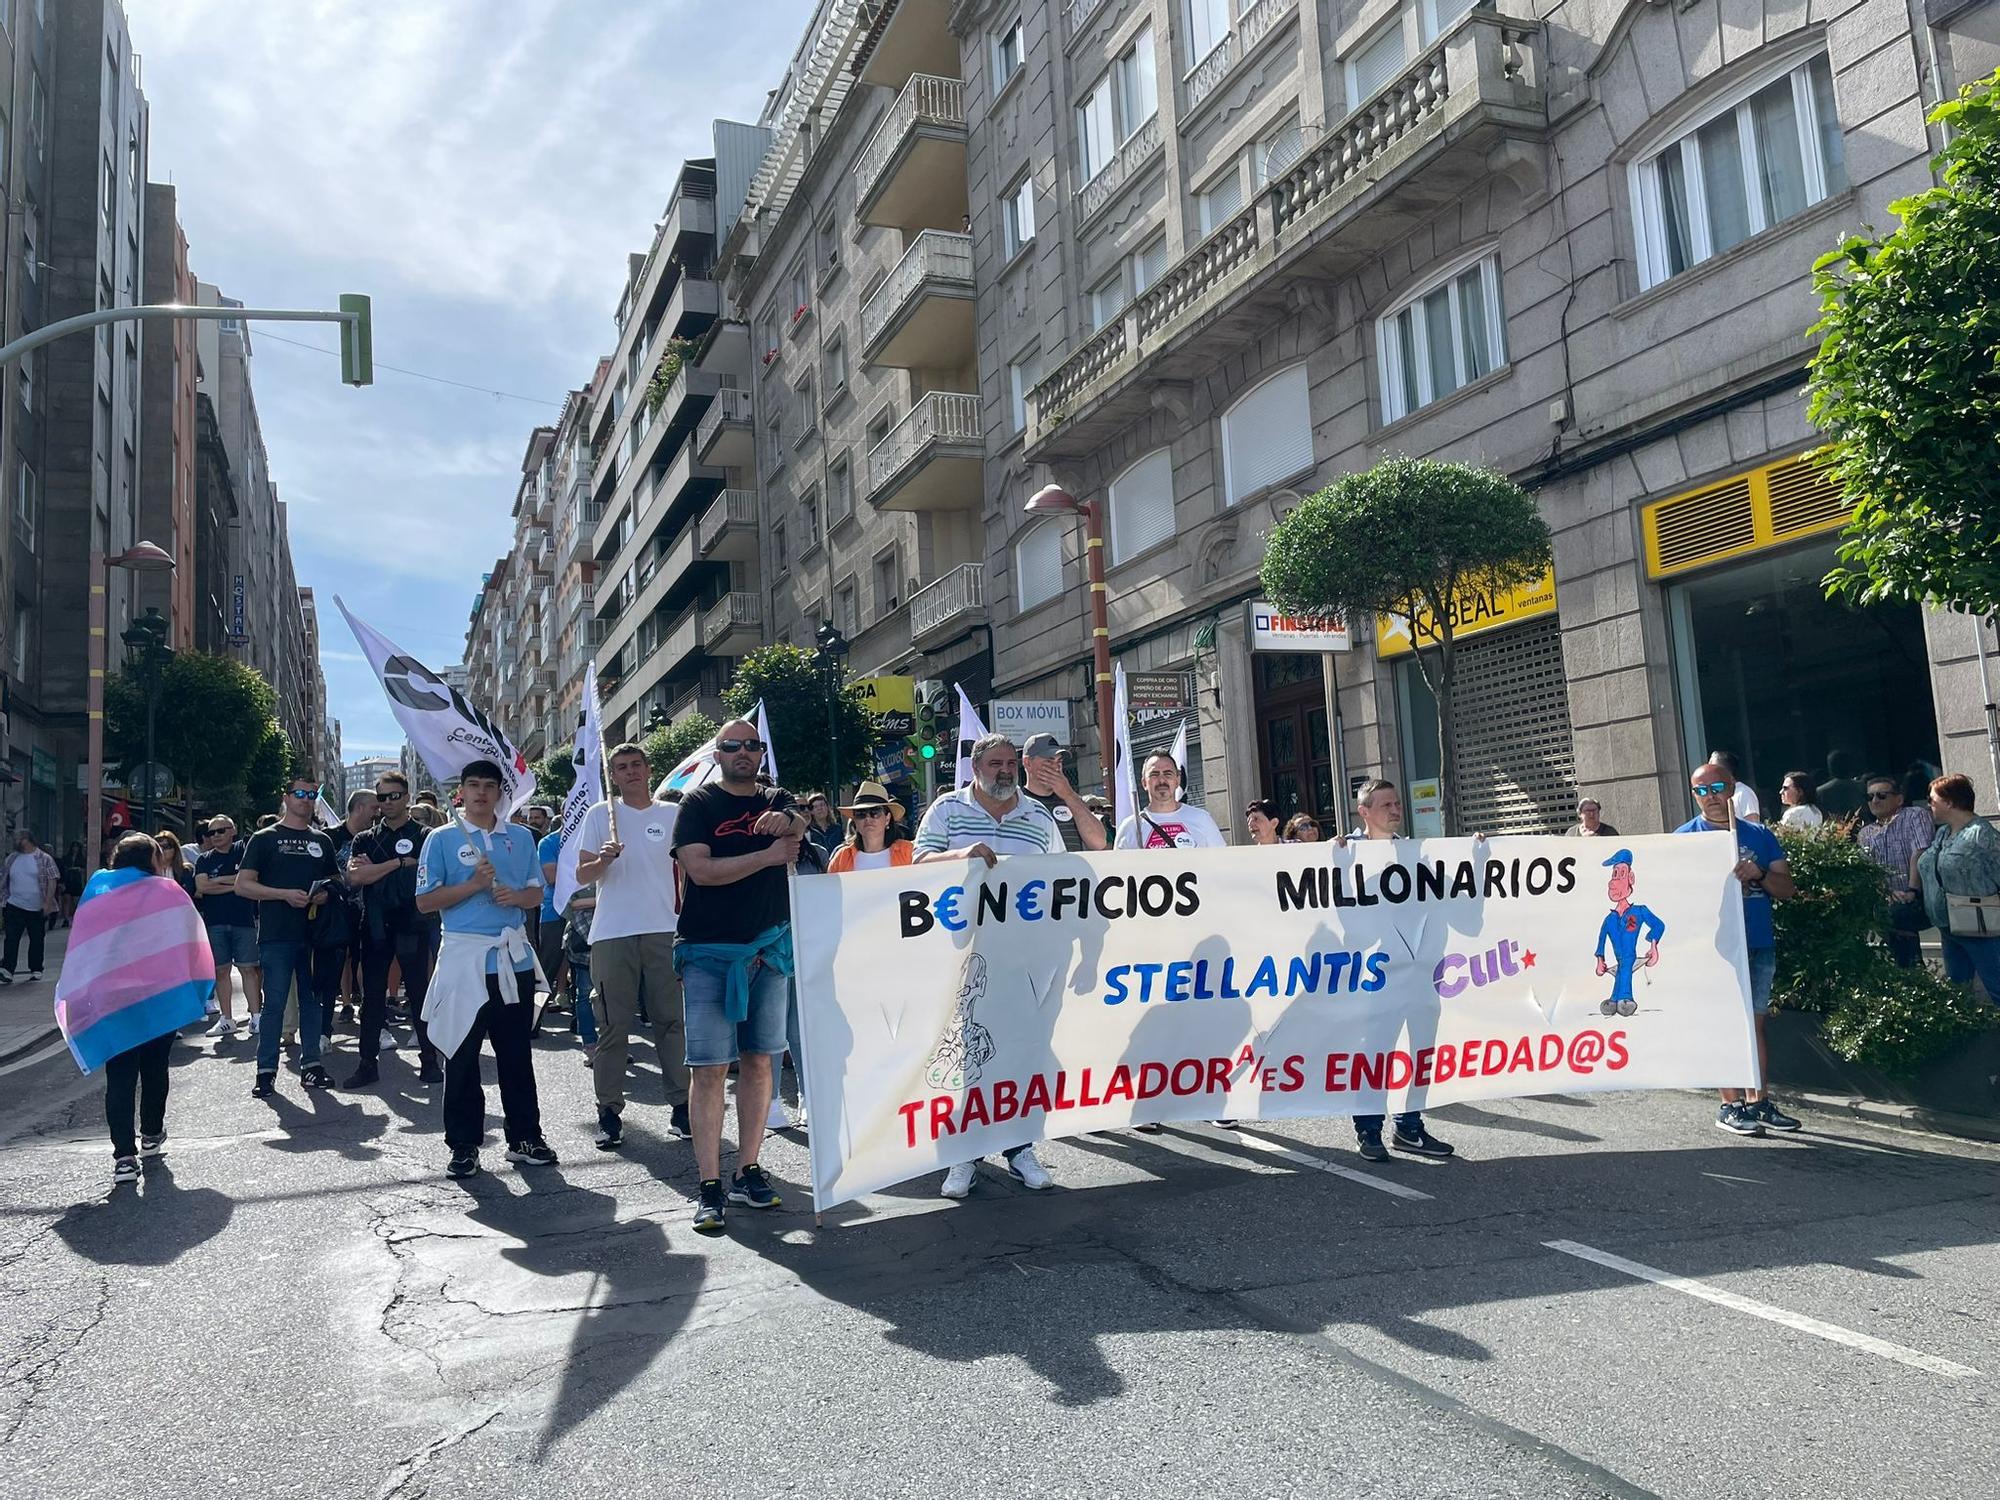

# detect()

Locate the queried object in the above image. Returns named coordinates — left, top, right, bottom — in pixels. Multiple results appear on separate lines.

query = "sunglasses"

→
left=377, top=790, right=406, bottom=802
left=853, top=807, right=890, bottom=818
left=1691, top=781, right=1729, bottom=796
left=717, top=738, right=766, bottom=754
left=288, top=787, right=319, bottom=799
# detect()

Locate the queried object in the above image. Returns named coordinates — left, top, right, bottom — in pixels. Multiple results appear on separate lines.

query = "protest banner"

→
left=792, top=833, right=1755, bottom=1211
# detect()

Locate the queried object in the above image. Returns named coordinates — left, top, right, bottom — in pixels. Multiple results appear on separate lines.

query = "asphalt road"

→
left=1, top=1011, right=1994, bottom=1500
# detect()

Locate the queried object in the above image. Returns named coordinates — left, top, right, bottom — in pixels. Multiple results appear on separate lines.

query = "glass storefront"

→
left=1667, top=537, right=1940, bottom=819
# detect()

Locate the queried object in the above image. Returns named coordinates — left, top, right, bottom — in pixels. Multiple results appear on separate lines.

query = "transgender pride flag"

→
left=53, top=868, right=215, bottom=1074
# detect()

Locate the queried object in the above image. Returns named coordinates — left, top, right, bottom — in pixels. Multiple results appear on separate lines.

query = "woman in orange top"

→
left=825, top=781, right=916, bottom=872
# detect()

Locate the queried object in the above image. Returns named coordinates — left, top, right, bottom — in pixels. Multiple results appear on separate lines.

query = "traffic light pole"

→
left=0, top=300, right=373, bottom=382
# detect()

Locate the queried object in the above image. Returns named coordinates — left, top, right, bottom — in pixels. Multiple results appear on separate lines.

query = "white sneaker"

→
left=765, top=1097, right=791, bottom=1131
left=940, top=1162, right=976, bottom=1199
left=248, top=1014, right=261, bottom=1035
left=205, top=996, right=220, bottom=1016
left=27, top=971, right=42, bottom=982
left=378, top=1030, right=397, bottom=1052
left=1006, top=1146, right=1054, bottom=1190
left=204, top=1015, right=235, bottom=1038
left=793, top=1109, right=809, bottom=1136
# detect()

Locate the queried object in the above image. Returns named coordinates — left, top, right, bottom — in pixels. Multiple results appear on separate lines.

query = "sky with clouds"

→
left=129, top=0, right=814, bottom=758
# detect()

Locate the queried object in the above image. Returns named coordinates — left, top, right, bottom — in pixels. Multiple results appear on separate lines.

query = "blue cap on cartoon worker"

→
left=1594, top=849, right=1664, bottom=1017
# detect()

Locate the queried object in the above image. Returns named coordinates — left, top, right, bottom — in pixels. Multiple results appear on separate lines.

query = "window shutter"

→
left=1223, top=365, right=1313, bottom=504
left=1200, top=171, right=1245, bottom=235
left=1349, top=21, right=1406, bottom=103
left=1017, top=521, right=1064, bottom=608
left=1110, top=449, right=1176, bottom=564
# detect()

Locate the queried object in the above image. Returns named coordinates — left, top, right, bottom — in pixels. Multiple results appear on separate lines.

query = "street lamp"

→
left=87, top=542, right=175, bottom=866
left=1024, top=485, right=1115, bottom=782
left=119, top=608, right=174, bottom=838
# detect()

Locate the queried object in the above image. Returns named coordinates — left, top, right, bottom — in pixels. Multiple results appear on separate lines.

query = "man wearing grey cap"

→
left=1020, top=732, right=1110, bottom=853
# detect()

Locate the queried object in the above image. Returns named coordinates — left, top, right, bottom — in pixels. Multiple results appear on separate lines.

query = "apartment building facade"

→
left=950, top=0, right=2000, bottom=836
left=549, top=373, right=603, bottom=753
left=137, top=181, right=194, bottom=648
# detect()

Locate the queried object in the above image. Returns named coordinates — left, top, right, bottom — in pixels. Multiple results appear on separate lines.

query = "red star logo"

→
left=1522, top=950, right=1537, bottom=967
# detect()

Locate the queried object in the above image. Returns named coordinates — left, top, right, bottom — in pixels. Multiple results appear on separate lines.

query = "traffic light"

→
left=339, top=293, right=373, bottom=386
left=913, top=679, right=945, bottom=761
left=815, top=619, right=850, bottom=659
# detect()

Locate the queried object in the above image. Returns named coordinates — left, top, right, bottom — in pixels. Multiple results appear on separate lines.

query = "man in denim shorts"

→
left=671, top=719, right=812, bottom=1236
left=1676, top=761, right=1801, bottom=1137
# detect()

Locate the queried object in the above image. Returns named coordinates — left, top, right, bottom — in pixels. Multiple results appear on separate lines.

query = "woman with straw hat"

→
left=826, top=782, right=915, bottom=872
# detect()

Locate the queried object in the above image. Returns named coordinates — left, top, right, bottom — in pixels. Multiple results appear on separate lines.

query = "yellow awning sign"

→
left=1375, top=569, right=1557, bottom=657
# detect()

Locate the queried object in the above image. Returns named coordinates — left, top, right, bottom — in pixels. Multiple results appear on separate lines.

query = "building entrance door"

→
left=1254, top=654, right=1335, bottom=823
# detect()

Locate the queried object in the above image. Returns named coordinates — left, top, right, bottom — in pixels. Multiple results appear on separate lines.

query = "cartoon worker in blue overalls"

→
left=1594, top=849, right=1664, bottom=1016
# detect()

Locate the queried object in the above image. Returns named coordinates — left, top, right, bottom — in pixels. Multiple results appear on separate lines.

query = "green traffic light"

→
left=920, top=744, right=937, bottom=759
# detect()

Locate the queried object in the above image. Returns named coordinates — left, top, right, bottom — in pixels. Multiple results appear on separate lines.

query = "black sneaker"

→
left=505, top=1138, right=559, bottom=1166
left=1748, top=1098, right=1801, bottom=1133
left=1715, top=1102, right=1765, bottom=1137
left=1135, top=1123, right=1164, bottom=1134
left=595, top=1107, right=623, bottom=1151
left=418, top=1060, right=444, bottom=1085
left=668, top=1102, right=691, bottom=1139
left=300, top=1064, right=334, bottom=1090
left=342, top=1063, right=380, bottom=1089
left=1355, top=1129, right=1389, bottom=1162
left=1391, top=1126, right=1455, bottom=1159
left=446, top=1149, right=480, bottom=1179
left=251, top=1072, right=276, bottom=1099
left=727, top=1163, right=781, bottom=1210
left=692, top=1179, right=727, bottom=1236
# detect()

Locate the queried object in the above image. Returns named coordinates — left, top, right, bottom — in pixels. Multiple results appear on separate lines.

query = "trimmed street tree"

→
left=1809, top=69, right=2000, bottom=616
left=534, top=744, right=578, bottom=803
left=724, top=644, right=879, bottom=799
left=105, top=650, right=286, bottom=823
left=1261, top=457, right=1552, bottom=835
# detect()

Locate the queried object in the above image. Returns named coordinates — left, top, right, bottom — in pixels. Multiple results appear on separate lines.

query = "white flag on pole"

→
left=954, top=684, right=989, bottom=788
left=1112, top=664, right=1138, bottom=833
left=335, top=598, right=534, bottom=818
left=313, top=791, right=339, bottom=829
left=550, top=662, right=603, bottom=916
left=756, top=698, right=779, bottom=786
left=1169, top=720, right=1189, bottom=802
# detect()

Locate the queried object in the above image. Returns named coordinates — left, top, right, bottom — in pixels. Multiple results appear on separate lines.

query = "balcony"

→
left=664, top=188, right=716, bottom=259
left=658, top=606, right=703, bottom=679
left=860, top=230, right=974, bottom=369
left=1027, top=13, right=1544, bottom=459
left=695, top=387, right=755, bottom=468
left=696, top=488, right=759, bottom=562
left=866, top=391, right=982, bottom=512
left=854, top=0, right=959, bottom=89
left=856, top=74, right=968, bottom=234
left=701, top=591, right=763, bottom=657
left=666, top=671, right=729, bottom=727
left=565, top=497, right=601, bottom=564
left=908, top=562, right=986, bottom=647
left=1183, top=0, right=1299, bottom=117
left=1077, top=114, right=1163, bottom=227
left=1064, top=0, right=1109, bottom=40
left=664, top=274, right=721, bottom=342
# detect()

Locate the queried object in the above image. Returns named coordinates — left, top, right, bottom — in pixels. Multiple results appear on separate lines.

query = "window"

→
left=15, top=460, right=36, bottom=548
left=11, top=605, right=26, bottom=682
left=1002, top=173, right=1036, bottom=257
left=768, top=411, right=786, bottom=469
left=793, top=375, right=815, bottom=441
left=1346, top=16, right=1406, bottom=104
left=1008, top=350, right=1042, bottom=434
left=1116, top=26, right=1158, bottom=139
left=801, top=489, right=821, bottom=551
left=28, top=71, right=44, bottom=158
left=101, top=150, right=115, bottom=229
left=829, top=456, right=853, bottom=522
left=1016, top=520, right=1063, bottom=609
left=788, top=262, right=811, bottom=325
left=1080, top=27, right=1158, bottom=180
left=837, top=581, right=859, bottom=637
left=1186, top=0, right=1231, bottom=65
left=874, top=550, right=900, bottom=616
left=1077, top=77, right=1115, bottom=182
left=1632, top=54, right=1846, bottom=290
left=774, top=521, right=789, bottom=577
left=18, top=348, right=32, bottom=410
left=1108, top=449, right=1175, bottom=564
left=867, top=407, right=893, bottom=451
left=1377, top=252, right=1506, bottom=421
left=20, top=196, right=36, bottom=281
left=1135, top=235, right=1169, bottom=292
left=1197, top=166, right=1244, bottom=236
left=817, top=216, right=840, bottom=276
left=1220, top=364, right=1312, bottom=503
left=1254, top=117, right=1305, bottom=187
left=993, top=18, right=1024, bottom=91
left=823, top=337, right=847, bottom=398
left=1089, top=271, right=1125, bottom=332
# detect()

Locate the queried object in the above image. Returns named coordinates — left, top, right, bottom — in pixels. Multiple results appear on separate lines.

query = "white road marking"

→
left=1544, top=1238, right=1981, bottom=1380
left=1228, top=1129, right=1435, bottom=1201
left=0, top=1037, right=68, bottom=1077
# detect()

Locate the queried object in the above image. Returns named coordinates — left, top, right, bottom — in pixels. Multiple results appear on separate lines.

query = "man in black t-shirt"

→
left=341, top=770, right=441, bottom=1087
left=193, top=817, right=260, bottom=1039
left=237, top=774, right=341, bottom=1098
left=672, top=719, right=811, bottom=1236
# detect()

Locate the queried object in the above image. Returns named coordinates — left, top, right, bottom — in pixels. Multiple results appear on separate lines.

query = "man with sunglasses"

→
left=574, top=742, right=688, bottom=1150
left=236, top=775, right=342, bottom=1097
left=1676, top=762, right=1799, bottom=1137
left=342, top=771, right=443, bottom=1087
left=672, top=720, right=811, bottom=1234
left=193, top=817, right=260, bottom=1038
left=1857, top=774, right=1934, bottom=967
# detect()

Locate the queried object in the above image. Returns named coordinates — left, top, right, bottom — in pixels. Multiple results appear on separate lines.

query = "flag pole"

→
left=602, top=728, right=619, bottom=843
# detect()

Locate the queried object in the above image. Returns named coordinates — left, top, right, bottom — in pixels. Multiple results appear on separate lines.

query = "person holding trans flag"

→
left=55, top=832, right=217, bottom=1186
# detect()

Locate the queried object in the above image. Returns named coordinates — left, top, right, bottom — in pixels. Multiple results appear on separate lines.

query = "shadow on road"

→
left=51, top=1161, right=234, bottom=1265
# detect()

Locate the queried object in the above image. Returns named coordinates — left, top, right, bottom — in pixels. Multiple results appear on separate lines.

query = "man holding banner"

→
left=575, top=742, right=688, bottom=1151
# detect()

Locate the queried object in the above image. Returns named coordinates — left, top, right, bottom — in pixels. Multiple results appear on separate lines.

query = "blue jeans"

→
left=256, top=940, right=322, bottom=1072
left=1941, top=932, right=2000, bottom=1001
left=680, top=959, right=788, bottom=1066
left=570, top=960, right=599, bottom=1045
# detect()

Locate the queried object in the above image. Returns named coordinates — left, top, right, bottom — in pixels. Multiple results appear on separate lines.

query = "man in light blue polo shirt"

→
left=912, top=733, right=1085, bottom=1200
left=415, top=759, right=557, bottom=1180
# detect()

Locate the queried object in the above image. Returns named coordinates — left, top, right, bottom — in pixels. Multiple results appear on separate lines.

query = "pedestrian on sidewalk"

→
left=672, top=719, right=809, bottom=1234
left=193, top=818, right=261, bottom=1040
left=55, top=832, right=215, bottom=1186
left=1915, top=773, right=2000, bottom=1002
left=2, top=829, right=62, bottom=984
left=1859, top=773, right=1934, bottom=968
left=574, top=742, right=688, bottom=1152
left=235, top=774, right=341, bottom=1098
left=414, top=759, right=557, bottom=1180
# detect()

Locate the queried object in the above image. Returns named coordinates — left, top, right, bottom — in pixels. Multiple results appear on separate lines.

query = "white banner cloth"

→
left=550, top=662, right=603, bottom=916
left=793, top=834, right=1756, bottom=1210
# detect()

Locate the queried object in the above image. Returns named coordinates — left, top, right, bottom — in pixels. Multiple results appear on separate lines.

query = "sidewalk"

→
left=0, top=920, right=70, bottom=1064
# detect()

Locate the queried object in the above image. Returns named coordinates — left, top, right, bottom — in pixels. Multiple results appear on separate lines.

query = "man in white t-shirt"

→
left=1114, top=752, right=1227, bottom=850
left=574, top=742, right=685, bottom=1151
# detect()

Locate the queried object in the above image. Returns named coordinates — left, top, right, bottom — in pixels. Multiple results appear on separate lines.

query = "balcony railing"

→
left=1184, top=0, right=1298, bottom=114
left=909, top=563, right=986, bottom=640
left=1064, top=0, right=1109, bottom=39
left=856, top=73, right=966, bottom=208
left=1077, top=113, right=1162, bottom=224
left=860, top=229, right=973, bottom=352
left=1030, top=13, right=1539, bottom=450
left=866, top=391, right=980, bottom=499
left=696, top=488, right=758, bottom=554
left=701, top=591, right=762, bottom=649
left=696, top=387, right=754, bottom=455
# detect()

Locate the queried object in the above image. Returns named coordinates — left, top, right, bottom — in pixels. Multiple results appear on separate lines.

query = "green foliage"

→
left=642, top=713, right=719, bottom=784
left=723, top=645, right=878, bottom=798
left=1771, top=826, right=1889, bottom=1012
left=1809, top=69, right=2000, bottom=616
left=535, top=745, right=578, bottom=802
left=104, top=650, right=279, bottom=794
left=645, top=337, right=698, bottom=413
left=1819, top=962, right=1994, bottom=1076
left=233, top=724, right=294, bottom=826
